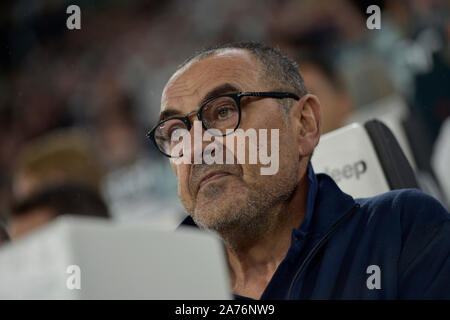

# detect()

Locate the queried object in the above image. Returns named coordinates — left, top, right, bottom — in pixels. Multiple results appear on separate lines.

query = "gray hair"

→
left=178, top=41, right=308, bottom=117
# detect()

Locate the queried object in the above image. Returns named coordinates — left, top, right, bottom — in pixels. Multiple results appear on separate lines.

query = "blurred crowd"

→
left=0, top=0, right=449, bottom=240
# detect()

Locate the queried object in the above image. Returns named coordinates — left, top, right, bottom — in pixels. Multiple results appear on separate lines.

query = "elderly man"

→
left=148, top=42, right=450, bottom=299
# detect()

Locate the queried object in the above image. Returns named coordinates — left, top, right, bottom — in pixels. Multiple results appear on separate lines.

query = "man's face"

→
left=161, top=49, right=303, bottom=234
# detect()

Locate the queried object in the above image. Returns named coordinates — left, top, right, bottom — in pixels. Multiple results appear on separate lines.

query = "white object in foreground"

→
left=0, top=216, right=230, bottom=299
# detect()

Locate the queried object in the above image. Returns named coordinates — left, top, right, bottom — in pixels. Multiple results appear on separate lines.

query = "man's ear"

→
left=289, top=93, right=322, bottom=158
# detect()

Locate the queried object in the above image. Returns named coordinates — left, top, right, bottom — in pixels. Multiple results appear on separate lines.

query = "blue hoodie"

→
left=180, top=164, right=450, bottom=299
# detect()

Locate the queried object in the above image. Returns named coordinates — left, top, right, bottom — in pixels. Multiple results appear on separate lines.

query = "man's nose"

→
left=186, top=120, right=206, bottom=164
left=186, top=120, right=220, bottom=164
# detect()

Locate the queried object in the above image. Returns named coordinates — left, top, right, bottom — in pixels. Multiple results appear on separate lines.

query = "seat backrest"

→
left=347, top=95, right=446, bottom=205
left=364, top=120, right=419, bottom=190
left=347, top=94, right=417, bottom=169
left=311, top=120, right=418, bottom=199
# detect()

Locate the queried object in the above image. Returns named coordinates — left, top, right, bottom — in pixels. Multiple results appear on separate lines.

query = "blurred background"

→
left=0, top=0, right=449, bottom=240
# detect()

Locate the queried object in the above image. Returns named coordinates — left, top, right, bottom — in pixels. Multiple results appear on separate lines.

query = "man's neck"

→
left=224, top=174, right=308, bottom=299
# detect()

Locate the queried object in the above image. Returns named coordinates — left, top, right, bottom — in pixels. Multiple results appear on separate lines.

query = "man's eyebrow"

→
left=200, top=83, right=240, bottom=105
left=158, top=83, right=240, bottom=123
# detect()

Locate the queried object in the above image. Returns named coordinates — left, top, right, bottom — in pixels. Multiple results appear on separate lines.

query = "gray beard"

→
left=191, top=172, right=297, bottom=252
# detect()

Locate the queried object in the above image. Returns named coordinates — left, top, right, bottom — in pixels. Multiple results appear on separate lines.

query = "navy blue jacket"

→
left=181, top=164, right=450, bottom=299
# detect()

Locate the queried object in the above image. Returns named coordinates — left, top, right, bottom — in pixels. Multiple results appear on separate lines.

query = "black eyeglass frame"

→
left=147, top=91, right=300, bottom=157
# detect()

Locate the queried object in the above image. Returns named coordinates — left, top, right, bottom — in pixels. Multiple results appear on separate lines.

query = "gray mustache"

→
left=189, top=163, right=241, bottom=194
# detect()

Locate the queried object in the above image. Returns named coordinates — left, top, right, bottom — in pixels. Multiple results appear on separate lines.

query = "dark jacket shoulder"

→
left=357, top=189, right=450, bottom=299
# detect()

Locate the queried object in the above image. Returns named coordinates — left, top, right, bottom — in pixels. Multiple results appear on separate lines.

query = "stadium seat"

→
left=346, top=94, right=447, bottom=206
left=347, top=94, right=417, bottom=169
left=311, top=120, right=419, bottom=199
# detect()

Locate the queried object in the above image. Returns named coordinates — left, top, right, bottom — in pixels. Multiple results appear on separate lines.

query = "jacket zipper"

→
left=286, top=203, right=360, bottom=299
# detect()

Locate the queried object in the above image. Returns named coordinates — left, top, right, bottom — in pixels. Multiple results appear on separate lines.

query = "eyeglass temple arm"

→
left=239, top=92, right=300, bottom=100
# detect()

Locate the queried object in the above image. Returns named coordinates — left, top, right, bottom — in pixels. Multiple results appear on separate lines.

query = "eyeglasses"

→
left=147, top=91, right=300, bottom=158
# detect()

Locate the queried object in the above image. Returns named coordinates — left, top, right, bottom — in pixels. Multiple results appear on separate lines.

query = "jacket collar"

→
left=180, top=163, right=356, bottom=237
left=296, top=163, right=356, bottom=239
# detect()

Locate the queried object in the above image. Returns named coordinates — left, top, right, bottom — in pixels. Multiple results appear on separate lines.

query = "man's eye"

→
left=216, top=107, right=234, bottom=120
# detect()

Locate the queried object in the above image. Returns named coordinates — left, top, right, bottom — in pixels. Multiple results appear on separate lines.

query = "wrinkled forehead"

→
left=160, top=49, right=264, bottom=113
